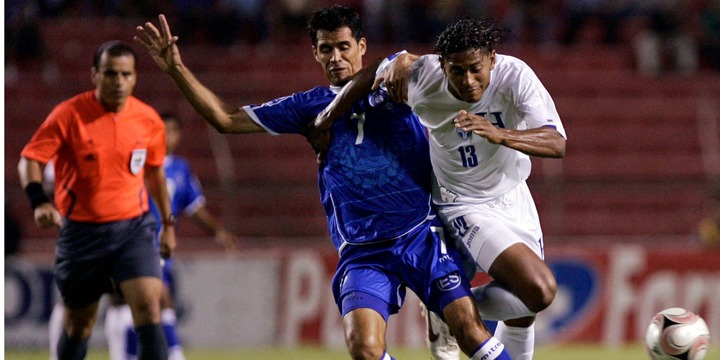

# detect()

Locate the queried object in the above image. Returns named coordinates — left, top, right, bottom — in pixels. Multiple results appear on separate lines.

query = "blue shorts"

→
left=162, top=258, right=176, bottom=295
left=54, top=212, right=162, bottom=309
left=332, top=218, right=473, bottom=321
left=152, top=222, right=176, bottom=292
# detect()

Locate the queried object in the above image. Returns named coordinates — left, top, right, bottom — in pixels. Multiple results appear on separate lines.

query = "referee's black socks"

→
left=57, top=331, right=88, bottom=360
left=136, top=323, right=169, bottom=360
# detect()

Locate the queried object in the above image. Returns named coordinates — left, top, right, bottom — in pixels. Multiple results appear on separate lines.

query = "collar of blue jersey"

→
left=329, top=85, right=342, bottom=94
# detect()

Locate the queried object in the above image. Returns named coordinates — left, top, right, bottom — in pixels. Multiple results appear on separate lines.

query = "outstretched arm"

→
left=190, top=207, right=239, bottom=250
left=134, top=15, right=263, bottom=134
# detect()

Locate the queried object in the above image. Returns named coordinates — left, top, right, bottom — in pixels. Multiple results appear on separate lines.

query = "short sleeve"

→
left=244, top=87, right=333, bottom=135
left=20, top=108, right=66, bottom=163
left=145, top=114, right=167, bottom=167
left=513, top=64, right=567, bottom=139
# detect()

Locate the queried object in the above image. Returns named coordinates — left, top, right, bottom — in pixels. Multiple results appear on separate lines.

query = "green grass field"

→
left=5, top=343, right=719, bottom=359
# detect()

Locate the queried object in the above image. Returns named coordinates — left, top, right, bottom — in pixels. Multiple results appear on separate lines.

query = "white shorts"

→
left=435, top=181, right=544, bottom=273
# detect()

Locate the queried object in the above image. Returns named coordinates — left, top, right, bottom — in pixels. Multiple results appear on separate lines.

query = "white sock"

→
left=48, top=303, right=65, bottom=360
left=104, top=304, right=134, bottom=360
left=169, top=345, right=186, bottom=360
left=162, top=309, right=186, bottom=360
left=494, top=322, right=535, bottom=360
left=471, top=281, right=535, bottom=321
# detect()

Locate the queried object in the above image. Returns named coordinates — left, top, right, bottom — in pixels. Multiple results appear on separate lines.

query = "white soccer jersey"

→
left=387, top=53, right=567, bottom=204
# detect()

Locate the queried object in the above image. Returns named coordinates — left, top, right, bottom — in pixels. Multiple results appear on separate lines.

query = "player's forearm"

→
left=18, top=157, right=54, bottom=214
left=315, top=59, right=381, bottom=130
left=17, top=157, right=44, bottom=189
left=166, top=64, right=259, bottom=134
left=145, top=166, right=173, bottom=220
left=500, top=127, right=566, bottom=158
left=191, top=207, right=222, bottom=235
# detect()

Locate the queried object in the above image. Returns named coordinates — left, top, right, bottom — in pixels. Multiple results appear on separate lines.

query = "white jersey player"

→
left=403, top=51, right=567, bottom=273
left=317, top=18, right=567, bottom=360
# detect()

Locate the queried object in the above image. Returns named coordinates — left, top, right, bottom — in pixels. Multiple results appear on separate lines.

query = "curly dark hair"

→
left=434, top=18, right=507, bottom=58
left=307, top=5, right=363, bottom=47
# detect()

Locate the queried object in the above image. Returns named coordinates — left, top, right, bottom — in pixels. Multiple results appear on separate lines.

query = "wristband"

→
left=162, top=214, right=176, bottom=226
left=24, top=182, right=51, bottom=210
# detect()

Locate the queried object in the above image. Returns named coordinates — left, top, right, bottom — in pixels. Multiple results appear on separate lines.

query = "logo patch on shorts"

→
left=344, top=291, right=364, bottom=302
left=439, top=185, right=459, bottom=203
left=436, top=273, right=461, bottom=292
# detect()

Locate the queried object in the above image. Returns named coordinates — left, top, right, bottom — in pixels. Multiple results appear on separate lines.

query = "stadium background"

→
left=5, top=0, right=720, bottom=358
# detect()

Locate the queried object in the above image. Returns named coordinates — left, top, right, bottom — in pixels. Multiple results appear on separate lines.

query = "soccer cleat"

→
left=422, top=304, right=461, bottom=360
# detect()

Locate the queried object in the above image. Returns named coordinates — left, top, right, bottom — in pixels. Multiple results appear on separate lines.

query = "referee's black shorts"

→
left=54, top=212, right=161, bottom=309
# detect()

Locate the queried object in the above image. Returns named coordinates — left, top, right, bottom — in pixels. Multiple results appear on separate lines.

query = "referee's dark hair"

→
left=93, top=40, right=138, bottom=69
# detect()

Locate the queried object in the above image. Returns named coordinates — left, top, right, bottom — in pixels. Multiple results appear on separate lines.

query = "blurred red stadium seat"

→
left=7, top=17, right=720, bottom=247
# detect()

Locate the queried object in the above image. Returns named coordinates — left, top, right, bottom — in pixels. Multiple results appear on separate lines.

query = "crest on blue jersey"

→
left=456, top=127, right=472, bottom=141
left=368, top=89, right=388, bottom=108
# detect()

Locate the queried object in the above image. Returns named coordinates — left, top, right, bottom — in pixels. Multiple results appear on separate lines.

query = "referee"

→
left=18, top=40, right=174, bottom=360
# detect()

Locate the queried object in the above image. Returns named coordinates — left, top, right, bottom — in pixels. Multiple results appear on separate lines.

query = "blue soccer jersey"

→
left=149, top=155, right=206, bottom=223
left=149, top=155, right=206, bottom=289
left=244, top=86, right=434, bottom=250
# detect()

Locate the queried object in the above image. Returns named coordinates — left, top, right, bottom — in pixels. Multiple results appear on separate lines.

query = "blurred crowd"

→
left=6, top=0, right=720, bottom=73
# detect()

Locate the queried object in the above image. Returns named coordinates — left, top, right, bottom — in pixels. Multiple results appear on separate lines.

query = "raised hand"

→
left=372, top=52, right=418, bottom=103
left=214, top=228, right=240, bottom=251
left=134, top=14, right=182, bottom=73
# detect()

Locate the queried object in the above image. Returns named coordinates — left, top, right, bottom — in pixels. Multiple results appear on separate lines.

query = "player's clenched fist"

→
left=454, top=110, right=504, bottom=144
left=33, top=203, right=62, bottom=229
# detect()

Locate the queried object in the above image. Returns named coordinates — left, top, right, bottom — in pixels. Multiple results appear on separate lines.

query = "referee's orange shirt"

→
left=21, top=91, right=166, bottom=223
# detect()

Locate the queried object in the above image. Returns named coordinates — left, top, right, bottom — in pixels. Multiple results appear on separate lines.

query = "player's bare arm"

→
left=191, top=207, right=239, bottom=250
left=308, top=59, right=382, bottom=162
left=134, top=14, right=263, bottom=134
left=455, top=110, right=566, bottom=158
left=145, top=165, right=177, bottom=258
left=17, top=157, right=62, bottom=228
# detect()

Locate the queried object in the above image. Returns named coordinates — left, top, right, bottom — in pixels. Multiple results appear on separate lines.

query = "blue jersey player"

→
left=135, top=6, right=512, bottom=360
